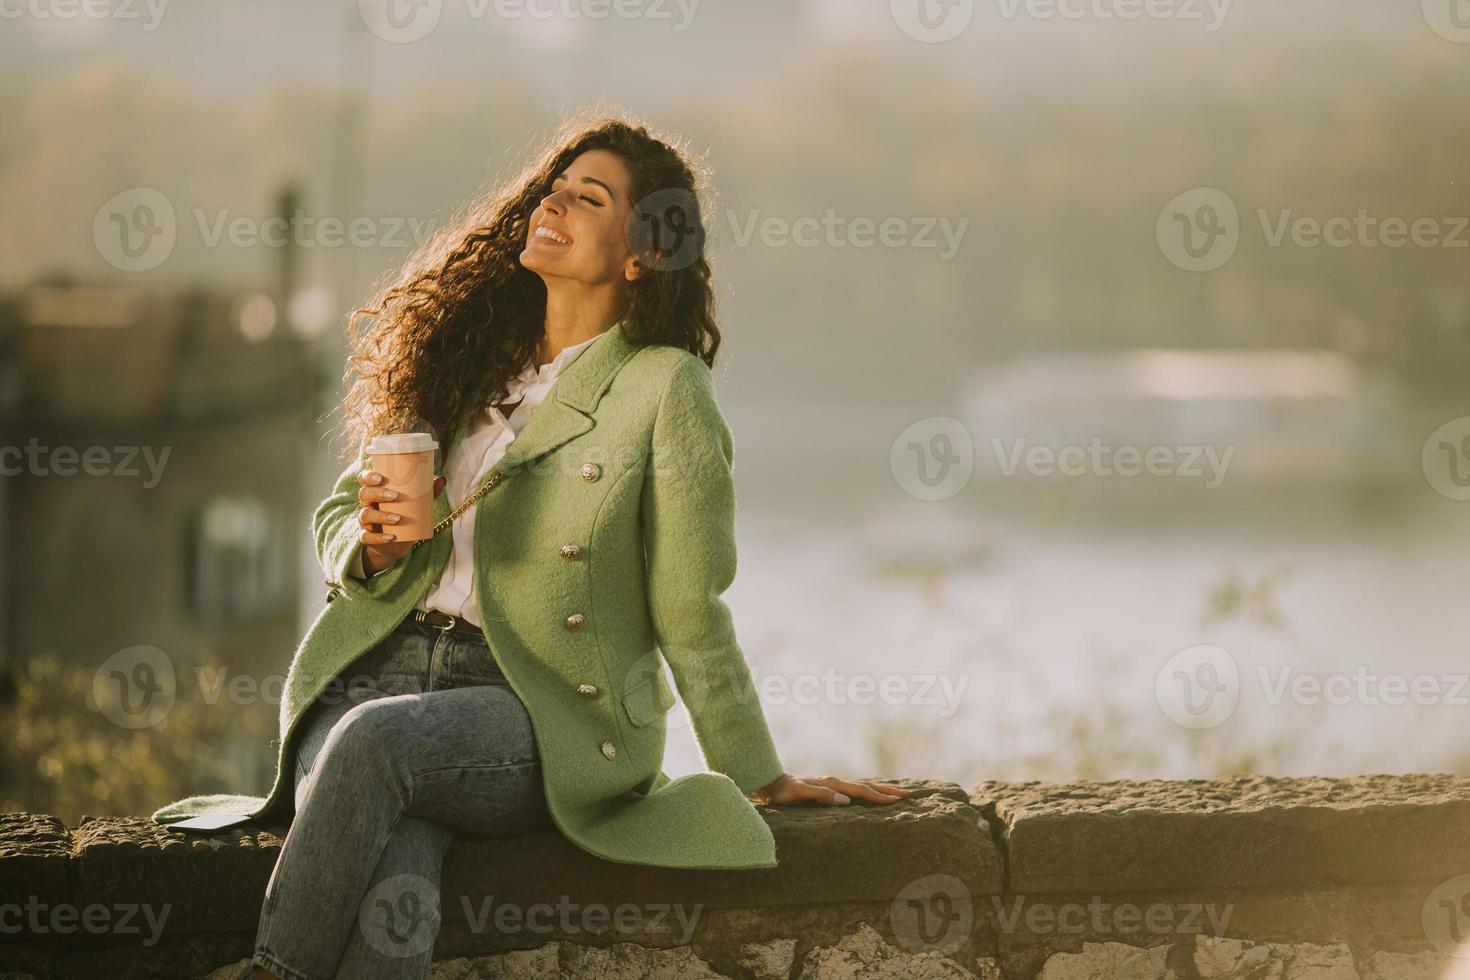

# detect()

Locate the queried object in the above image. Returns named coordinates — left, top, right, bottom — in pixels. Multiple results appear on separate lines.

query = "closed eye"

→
left=580, top=194, right=603, bottom=206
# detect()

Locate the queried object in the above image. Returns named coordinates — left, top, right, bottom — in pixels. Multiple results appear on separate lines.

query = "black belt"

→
left=399, top=609, right=486, bottom=644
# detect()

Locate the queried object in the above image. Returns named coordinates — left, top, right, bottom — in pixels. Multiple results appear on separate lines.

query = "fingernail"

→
left=835, top=793, right=850, bottom=804
left=372, top=473, right=384, bottom=484
left=383, top=490, right=399, bottom=500
left=387, top=514, right=401, bottom=522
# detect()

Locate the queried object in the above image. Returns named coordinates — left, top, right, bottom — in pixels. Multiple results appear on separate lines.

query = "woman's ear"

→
left=624, top=255, right=647, bottom=283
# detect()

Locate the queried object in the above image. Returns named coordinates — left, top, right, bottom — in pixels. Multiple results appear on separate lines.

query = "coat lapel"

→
left=441, top=317, right=643, bottom=483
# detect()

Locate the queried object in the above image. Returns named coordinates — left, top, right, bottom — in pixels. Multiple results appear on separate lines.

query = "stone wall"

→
left=3, top=774, right=1468, bottom=979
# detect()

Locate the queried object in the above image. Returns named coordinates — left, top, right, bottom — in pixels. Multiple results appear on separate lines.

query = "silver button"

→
left=577, top=683, right=599, bottom=696
left=580, top=462, right=601, bottom=482
left=601, top=740, right=617, bottom=760
left=566, top=613, right=586, bottom=630
left=560, top=544, right=582, bottom=559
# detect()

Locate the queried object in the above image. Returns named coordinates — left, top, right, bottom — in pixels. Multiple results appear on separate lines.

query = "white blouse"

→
left=348, top=329, right=606, bottom=627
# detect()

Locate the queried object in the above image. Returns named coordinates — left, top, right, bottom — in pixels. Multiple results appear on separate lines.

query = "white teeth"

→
left=535, top=226, right=569, bottom=244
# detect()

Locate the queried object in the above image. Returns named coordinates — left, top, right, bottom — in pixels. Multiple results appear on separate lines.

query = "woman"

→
left=153, top=114, right=911, bottom=980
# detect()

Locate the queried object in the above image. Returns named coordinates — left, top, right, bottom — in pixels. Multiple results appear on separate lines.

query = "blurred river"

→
left=651, top=378, right=1470, bottom=789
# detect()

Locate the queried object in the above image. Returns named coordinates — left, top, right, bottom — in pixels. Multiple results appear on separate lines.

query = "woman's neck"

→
left=539, top=285, right=624, bottom=367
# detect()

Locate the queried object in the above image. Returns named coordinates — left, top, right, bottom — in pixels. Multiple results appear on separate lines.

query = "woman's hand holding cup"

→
left=357, top=468, right=447, bottom=575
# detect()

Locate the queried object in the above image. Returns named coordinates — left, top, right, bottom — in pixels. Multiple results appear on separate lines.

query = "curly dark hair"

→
left=327, top=108, right=723, bottom=467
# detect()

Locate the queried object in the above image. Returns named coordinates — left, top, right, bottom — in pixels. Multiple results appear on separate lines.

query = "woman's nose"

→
left=540, top=191, right=566, bottom=215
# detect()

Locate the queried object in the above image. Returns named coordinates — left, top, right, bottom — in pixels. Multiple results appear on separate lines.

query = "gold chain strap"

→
left=409, top=469, right=506, bottom=552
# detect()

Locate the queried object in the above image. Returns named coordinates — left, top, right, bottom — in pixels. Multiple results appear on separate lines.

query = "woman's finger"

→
left=835, top=781, right=895, bottom=802
left=358, top=485, right=402, bottom=505
left=795, top=778, right=851, bottom=804
left=358, top=507, right=402, bottom=528
left=857, top=779, right=914, bottom=796
left=820, top=777, right=901, bottom=803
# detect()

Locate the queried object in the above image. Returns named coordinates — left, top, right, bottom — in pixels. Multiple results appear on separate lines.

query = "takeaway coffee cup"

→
left=365, top=432, right=440, bottom=542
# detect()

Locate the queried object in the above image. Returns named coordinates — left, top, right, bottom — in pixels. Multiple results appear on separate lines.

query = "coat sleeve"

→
left=640, top=354, right=787, bottom=796
left=314, top=454, right=413, bottom=599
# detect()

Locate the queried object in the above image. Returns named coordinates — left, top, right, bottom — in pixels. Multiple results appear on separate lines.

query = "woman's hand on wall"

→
left=356, top=469, right=447, bottom=575
left=747, top=773, right=914, bottom=807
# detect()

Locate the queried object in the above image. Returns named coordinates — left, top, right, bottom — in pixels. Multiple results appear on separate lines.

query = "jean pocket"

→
left=340, top=631, right=429, bottom=691
left=449, top=638, right=507, bottom=686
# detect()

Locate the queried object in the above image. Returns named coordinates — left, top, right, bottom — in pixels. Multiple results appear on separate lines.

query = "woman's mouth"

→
left=532, top=225, right=572, bottom=247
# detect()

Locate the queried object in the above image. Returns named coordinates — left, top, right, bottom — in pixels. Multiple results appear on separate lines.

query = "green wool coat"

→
left=150, top=318, right=788, bottom=869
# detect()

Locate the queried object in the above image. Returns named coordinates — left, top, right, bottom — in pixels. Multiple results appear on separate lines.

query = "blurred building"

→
left=0, top=276, right=322, bottom=688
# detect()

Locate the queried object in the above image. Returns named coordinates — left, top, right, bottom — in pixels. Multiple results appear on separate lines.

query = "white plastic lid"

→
left=367, top=432, right=439, bottom=455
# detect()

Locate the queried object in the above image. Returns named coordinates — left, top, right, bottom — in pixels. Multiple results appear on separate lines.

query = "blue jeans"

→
left=251, top=618, right=554, bottom=980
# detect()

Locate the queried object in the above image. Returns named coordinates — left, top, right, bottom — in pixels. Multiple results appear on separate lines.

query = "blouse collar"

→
left=499, top=329, right=608, bottom=403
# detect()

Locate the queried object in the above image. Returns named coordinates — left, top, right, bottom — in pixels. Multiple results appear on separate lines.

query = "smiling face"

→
left=520, top=148, right=645, bottom=289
